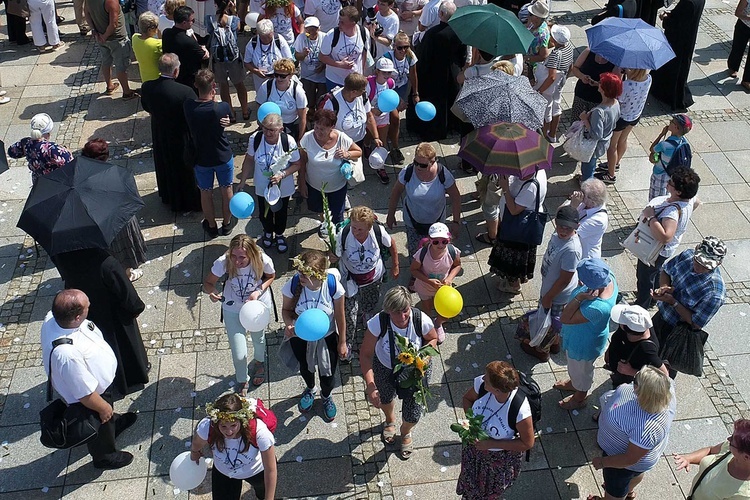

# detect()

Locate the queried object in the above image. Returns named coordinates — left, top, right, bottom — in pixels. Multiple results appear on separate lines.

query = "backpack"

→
left=663, top=136, right=692, bottom=176
left=263, top=78, right=300, bottom=108
left=208, top=15, right=240, bottom=63
left=367, top=74, right=395, bottom=101
left=417, top=242, right=457, bottom=264
left=290, top=272, right=337, bottom=300
left=338, top=218, right=391, bottom=262
left=329, top=24, right=375, bottom=60
left=247, top=398, right=277, bottom=448
left=403, top=163, right=447, bottom=185
left=250, top=34, right=283, bottom=52
left=316, top=87, right=369, bottom=114
left=253, top=129, right=290, bottom=153
left=477, top=370, right=541, bottom=461
left=377, top=308, right=423, bottom=339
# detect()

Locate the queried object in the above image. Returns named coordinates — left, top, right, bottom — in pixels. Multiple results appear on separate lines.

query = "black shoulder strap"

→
left=477, top=381, right=488, bottom=398
left=378, top=311, right=389, bottom=339
left=689, top=452, right=731, bottom=499
left=331, top=27, right=341, bottom=48
left=251, top=34, right=258, bottom=50
left=437, top=164, right=446, bottom=184
left=341, top=223, right=351, bottom=255
left=507, top=389, right=525, bottom=433
left=447, top=244, right=457, bottom=261
left=266, top=78, right=273, bottom=95
left=280, top=132, right=290, bottom=153
left=418, top=245, right=429, bottom=263
left=274, top=34, right=281, bottom=50
left=253, top=131, right=263, bottom=151
left=373, top=222, right=387, bottom=254
left=404, top=164, right=414, bottom=182
left=625, top=339, right=656, bottom=365
left=46, top=337, right=74, bottom=401
left=411, top=307, right=423, bottom=339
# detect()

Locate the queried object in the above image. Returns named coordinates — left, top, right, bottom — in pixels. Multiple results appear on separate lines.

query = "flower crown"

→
left=291, top=255, right=327, bottom=281
left=264, top=0, right=291, bottom=8
left=205, top=397, right=257, bottom=426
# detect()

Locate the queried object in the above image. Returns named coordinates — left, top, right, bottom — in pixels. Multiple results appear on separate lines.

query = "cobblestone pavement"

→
left=2, top=0, right=750, bottom=498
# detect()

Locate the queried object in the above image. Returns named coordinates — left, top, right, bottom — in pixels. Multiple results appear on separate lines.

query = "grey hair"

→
left=439, top=1, right=457, bottom=19
left=158, top=53, right=181, bottom=74
left=256, top=19, right=274, bottom=36
left=261, top=113, right=283, bottom=129
left=581, top=178, right=607, bottom=207
left=382, top=286, right=412, bottom=314
left=138, top=11, right=159, bottom=33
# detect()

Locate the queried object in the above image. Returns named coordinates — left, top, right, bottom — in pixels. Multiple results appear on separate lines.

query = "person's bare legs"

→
left=486, top=218, right=498, bottom=240
left=548, top=114, right=561, bottom=139
left=605, top=130, right=623, bottom=176
left=220, top=185, right=233, bottom=225
left=377, top=124, right=389, bottom=147
left=218, top=80, right=233, bottom=114
left=102, top=64, right=114, bottom=91
left=388, top=110, right=400, bottom=148
left=236, top=82, right=249, bottom=118
left=200, top=189, right=217, bottom=228
left=613, top=125, right=634, bottom=176
left=115, top=70, right=132, bottom=94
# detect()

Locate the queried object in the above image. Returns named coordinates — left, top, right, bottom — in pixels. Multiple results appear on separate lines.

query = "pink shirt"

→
left=412, top=244, right=457, bottom=299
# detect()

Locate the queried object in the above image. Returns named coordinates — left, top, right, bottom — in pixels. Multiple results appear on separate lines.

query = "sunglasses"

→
left=414, top=159, right=433, bottom=168
left=432, top=239, right=449, bottom=245
left=274, top=73, right=291, bottom=79
left=396, top=45, right=409, bottom=50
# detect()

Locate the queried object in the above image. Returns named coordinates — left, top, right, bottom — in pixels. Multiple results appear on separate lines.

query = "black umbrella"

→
left=17, top=156, right=144, bottom=256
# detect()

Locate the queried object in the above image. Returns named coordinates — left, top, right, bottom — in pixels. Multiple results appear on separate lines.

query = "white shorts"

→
left=534, top=68, right=566, bottom=123
left=567, top=355, right=596, bottom=392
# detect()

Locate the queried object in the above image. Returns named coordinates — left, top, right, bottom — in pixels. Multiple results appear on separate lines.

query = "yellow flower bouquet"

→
left=392, top=334, right=439, bottom=414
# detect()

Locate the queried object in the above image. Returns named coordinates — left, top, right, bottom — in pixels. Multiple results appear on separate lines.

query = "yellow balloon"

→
left=434, top=285, right=463, bottom=319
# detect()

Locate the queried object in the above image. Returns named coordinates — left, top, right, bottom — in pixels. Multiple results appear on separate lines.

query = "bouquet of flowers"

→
left=264, top=147, right=302, bottom=180
left=320, top=182, right=338, bottom=252
left=393, top=333, right=439, bottom=413
left=450, top=409, right=490, bottom=446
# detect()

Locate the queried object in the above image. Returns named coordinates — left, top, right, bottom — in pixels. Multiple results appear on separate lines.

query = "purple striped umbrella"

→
left=458, top=122, right=553, bottom=177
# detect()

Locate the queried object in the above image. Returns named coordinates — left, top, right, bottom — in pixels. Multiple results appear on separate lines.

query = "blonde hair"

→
left=382, top=286, right=411, bottom=313
left=491, top=60, right=515, bottom=75
left=634, top=366, right=672, bottom=414
left=350, top=206, right=376, bottom=227
left=138, top=11, right=159, bottom=33
left=273, top=58, right=295, bottom=75
left=164, top=0, right=184, bottom=18
left=224, top=235, right=264, bottom=280
left=393, top=32, right=415, bottom=61
left=626, top=68, right=650, bottom=82
left=415, top=142, right=437, bottom=160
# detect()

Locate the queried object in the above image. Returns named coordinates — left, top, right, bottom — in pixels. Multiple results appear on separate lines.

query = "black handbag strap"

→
left=687, top=451, right=731, bottom=499
left=625, top=339, right=656, bottom=365
left=517, top=174, right=541, bottom=214
left=46, top=338, right=73, bottom=402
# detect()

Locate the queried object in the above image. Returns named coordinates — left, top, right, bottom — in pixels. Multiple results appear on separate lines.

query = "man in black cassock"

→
left=161, top=5, right=208, bottom=91
left=141, top=53, right=202, bottom=213
left=650, top=0, right=706, bottom=111
left=410, top=1, right=467, bottom=141
left=51, top=248, right=150, bottom=396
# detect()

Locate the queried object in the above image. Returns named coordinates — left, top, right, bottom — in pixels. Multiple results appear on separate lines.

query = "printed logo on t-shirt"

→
left=341, top=109, right=364, bottom=131
left=218, top=442, right=255, bottom=474
left=271, top=10, right=292, bottom=34
left=334, top=36, right=363, bottom=62
left=321, top=0, right=340, bottom=14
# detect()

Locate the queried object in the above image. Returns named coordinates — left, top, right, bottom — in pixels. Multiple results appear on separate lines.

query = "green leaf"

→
left=477, top=430, right=490, bottom=441
left=402, top=378, right=416, bottom=388
left=450, top=423, right=464, bottom=433
left=419, top=346, right=440, bottom=357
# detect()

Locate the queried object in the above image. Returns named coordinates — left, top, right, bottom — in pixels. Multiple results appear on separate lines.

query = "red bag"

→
left=247, top=398, right=277, bottom=448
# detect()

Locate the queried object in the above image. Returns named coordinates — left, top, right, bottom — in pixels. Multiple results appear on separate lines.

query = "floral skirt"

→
left=488, top=239, right=537, bottom=282
left=457, top=445, right=523, bottom=500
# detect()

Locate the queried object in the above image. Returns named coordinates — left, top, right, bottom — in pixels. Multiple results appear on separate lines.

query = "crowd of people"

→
left=6, top=0, right=750, bottom=498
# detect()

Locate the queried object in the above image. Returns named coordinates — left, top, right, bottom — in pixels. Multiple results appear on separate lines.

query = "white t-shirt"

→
left=243, top=35, right=293, bottom=73
left=323, top=88, right=372, bottom=143
left=471, top=375, right=532, bottom=449
left=385, top=50, right=418, bottom=89
left=418, top=0, right=444, bottom=30
left=396, top=0, right=428, bottom=35
left=370, top=80, right=392, bottom=126
left=281, top=271, right=345, bottom=319
left=646, top=196, right=694, bottom=258
left=266, top=6, right=300, bottom=44
left=299, top=130, right=355, bottom=192
left=211, top=253, right=276, bottom=313
left=246, top=132, right=300, bottom=198
left=335, top=224, right=392, bottom=282
left=367, top=310, right=434, bottom=369
left=463, top=62, right=494, bottom=80
left=576, top=203, right=608, bottom=260
left=303, top=0, right=341, bottom=32
left=320, top=27, right=369, bottom=86
left=499, top=169, right=548, bottom=216
left=195, top=416, right=274, bottom=479
left=398, top=165, right=456, bottom=228
left=158, top=15, right=174, bottom=33
left=41, top=313, right=118, bottom=405
left=293, top=33, right=326, bottom=83
left=255, top=76, right=308, bottom=124
left=374, top=11, right=400, bottom=59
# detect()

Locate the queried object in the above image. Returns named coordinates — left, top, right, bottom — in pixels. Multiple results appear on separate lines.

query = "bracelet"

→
left=573, top=297, right=582, bottom=304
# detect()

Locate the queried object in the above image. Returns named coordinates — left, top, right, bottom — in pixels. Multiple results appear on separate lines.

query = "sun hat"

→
left=610, top=304, right=653, bottom=333
left=577, top=258, right=611, bottom=289
left=303, top=16, right=320, bottom=28
left=555, top=205, right=580, bottom=229
left=529, top=0, right=550, bottom=19
left=375, top=57, right=395, bottom=72
left=428, top=222, right=451, bottom=240
left=550, top=25, right=570, bottom=45
left=693, top=236, right=726, bottom=270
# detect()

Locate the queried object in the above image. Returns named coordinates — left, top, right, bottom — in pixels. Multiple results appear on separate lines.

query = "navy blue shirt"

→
left=183, top=99, right=233, bottom=167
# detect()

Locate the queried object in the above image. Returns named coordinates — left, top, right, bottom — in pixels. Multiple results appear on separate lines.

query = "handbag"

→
left=686, top=451, right=731, bottom=500
left=39, top=338, right=101, bottom=449
left=527, top=307, right=553, bottom=348
left=498, top=176, right=549, bottom=246
left=659, top=321, right=708, bottom=377
left=562, top=121, right=597, bottom=162
left=621, top=203, right=681, bottom=266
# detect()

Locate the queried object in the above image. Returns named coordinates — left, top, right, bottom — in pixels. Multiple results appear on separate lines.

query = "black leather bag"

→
left=498, top=177, right=549, bottom=246
left=39, top=338, right=101, bottom=449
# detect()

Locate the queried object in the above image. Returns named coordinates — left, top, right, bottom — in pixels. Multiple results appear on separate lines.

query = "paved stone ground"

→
left=2, top=0, right=750, bottom=498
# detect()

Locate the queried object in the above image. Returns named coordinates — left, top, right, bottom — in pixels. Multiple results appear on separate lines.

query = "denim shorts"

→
left=602, top=459, right=643, bottom=498
left=194, top=159, right=234, bottom=190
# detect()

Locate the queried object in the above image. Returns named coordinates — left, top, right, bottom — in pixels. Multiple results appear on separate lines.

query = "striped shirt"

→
left=597, top=382, right=676, bottom=473
left=545, top=43, right=575, bottom=73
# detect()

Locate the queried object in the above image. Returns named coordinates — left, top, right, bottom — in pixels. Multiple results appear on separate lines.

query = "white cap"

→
left=551, top=25, right=570, bottom=45
left=428, top=222, right=451, bottom=240
left=368, top=147, right=388, bottom=169
left=264, top=184, right=281, bottom=206
left=610, top=304, right=653, bottom=333
left=303, top=16, right=320, bottom=28
left=375, top=57, right=395, bottom=72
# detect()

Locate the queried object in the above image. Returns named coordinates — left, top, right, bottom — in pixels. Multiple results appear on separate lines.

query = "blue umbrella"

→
left=585, top=17, right=676, bottom=70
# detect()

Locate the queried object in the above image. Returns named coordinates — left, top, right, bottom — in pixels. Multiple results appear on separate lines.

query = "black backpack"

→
left=377, top=308, right=423, bottom=339
left=663, top=136, right=692, bottom=176
left=252, top=129, right=290, bottom=153
left=339, top=219, right=391, bottom=262
left=477, top=370, right=541, bottom=461
left=403, top=163, right=447, bottom=186
left=250, top=34, right=283, bottom=52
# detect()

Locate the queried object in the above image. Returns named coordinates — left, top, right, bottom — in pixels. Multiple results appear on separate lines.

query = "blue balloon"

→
left=377, top=89, right=400, bottom=113
left=229, top=192, right=255, bottom=219
left=295, top=308, right=329, bottom=341
left=416, top=101, right=437, bottom=121
left=257, top=102, right=282, bottom=122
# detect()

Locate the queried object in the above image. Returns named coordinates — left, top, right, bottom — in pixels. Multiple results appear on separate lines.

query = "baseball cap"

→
left=577, top=258, right=611, bottom=289
left=610, top=304, right=653, bottom=333
left=672, top=114, right=692, bottom=133
left=550, top=25, right=570, bottom=45
left=694, top=236, right=726, bottom=270
left=376, top=57, right=395, bottom=73
left=555, top=205, right=579, bottom=229
left=428, top=222, right=451, bottom=240
left=303, top=16, right=320, bottom=28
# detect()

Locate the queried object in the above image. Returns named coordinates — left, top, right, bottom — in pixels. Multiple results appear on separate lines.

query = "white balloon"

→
left=239, top=300, right=271, bottom=331
left=245, top=12, right=259, bottom=28
left=169, top=451, right=207, bottom=491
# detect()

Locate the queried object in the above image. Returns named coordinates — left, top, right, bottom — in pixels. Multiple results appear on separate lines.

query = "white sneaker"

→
left=0, top=97, right=9, bottom=105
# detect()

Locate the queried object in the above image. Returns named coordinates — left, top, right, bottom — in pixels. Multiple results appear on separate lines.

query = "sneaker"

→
left=202, top=219, right=219, bottom=238
left=376, top=168, right=390, bottom=185
left=596, top=162, right=620, bottom=172
left=390, top=148, right=405, bottom=165
left=594, top=171, right=617, bottom=184
left=220, top=216, right=237, bottom=235
left=318, top=222, right=328, bottom=240
left=298, top=387, right=315, bottom=412
left=93, top=451, right=134, bottom=470
left=322, top=395, right=337, bottom=422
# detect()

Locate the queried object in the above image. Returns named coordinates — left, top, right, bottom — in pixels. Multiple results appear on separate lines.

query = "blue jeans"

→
left=581, top=154, right=598, bottom=181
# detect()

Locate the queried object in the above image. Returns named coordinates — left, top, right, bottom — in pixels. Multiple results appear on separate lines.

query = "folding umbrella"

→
left=17, top=156, right=144, bottom=256
left=448, top=4, right=534, bottom=57
left=458, top=122, right=553, bottom=177
left=454, top=71, right=548, bottom=130
left=585, top=17, right=676, bottom=70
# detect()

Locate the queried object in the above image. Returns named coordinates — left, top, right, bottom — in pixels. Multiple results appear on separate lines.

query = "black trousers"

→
left=257, top=196, right=290, bottom=236
left=728, top=19, right=750, bottom=83
left=5, top=11, right=29, bottom=43
left=211, top=465, right=265, bottom=500
left=635, top=254, right=667, bottom=309
left=289, top=333, right=339, bottom=398
left=86, top=390, right=117, bottom=461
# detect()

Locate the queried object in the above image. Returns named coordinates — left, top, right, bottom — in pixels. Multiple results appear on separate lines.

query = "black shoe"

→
left=93, top=451, right=134, bottom=470
left=114, top=412, right=138, bottom=437
left=594, top=171, right=617, bottom=184
left=220, top=216, right=237, bottom=236
left=376, top=168, right=390, bottom=185
left=202, top=219, right=219, bottom=238
left=390, top=148, right=405, bottom=165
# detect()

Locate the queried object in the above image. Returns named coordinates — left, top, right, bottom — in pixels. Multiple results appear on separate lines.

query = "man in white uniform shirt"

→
left=41, top=290, right=138, bottom=470
left=319, top=6, right=372, bottom=89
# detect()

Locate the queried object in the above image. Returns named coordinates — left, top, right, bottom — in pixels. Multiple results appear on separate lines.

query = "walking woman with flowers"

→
left=359, top=286, right=438, bottom=460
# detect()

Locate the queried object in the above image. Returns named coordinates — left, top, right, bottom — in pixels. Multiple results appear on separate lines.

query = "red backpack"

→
left=247, top=398, right=277, bottom=448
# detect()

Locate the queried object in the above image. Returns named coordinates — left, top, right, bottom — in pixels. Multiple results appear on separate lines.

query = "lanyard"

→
left=478, top=392, right=509, bottom=431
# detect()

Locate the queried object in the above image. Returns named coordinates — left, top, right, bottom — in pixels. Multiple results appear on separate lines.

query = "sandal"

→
left=553, top=379, right=576, bottom=391
left=559, top=394, right=588, bottom=410
left=122, top=90, right=140, bottom=100
left=382, top=422, right=397, bottom=445
left=276, top=235, right=288, bottom=253
left=475, top=232, right=494, bottom=245
left=128, top=268, right=144, bottom=282
left=261, top=232, right=274, bottom=249
left=103, top=82, right=120, bottom=95
left=251, top=362, right=265, bottom=387
left=236, top=381, right=249, bottom=397
left=399, top=433, right=414, bottom=460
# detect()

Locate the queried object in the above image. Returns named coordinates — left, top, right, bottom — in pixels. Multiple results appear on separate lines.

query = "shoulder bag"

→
left=563, top=120, right=598, bottom=162
left=498, top=176, right=549, bottom=246
left=621, top=203, right=682, bottom=266
left=659, top=321, right=708, bottom=377
left=39, top=338, right=101, bottom=449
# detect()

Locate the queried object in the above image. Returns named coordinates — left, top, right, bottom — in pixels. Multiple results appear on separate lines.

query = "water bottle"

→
left=340, top=160, right=353, bottom=180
